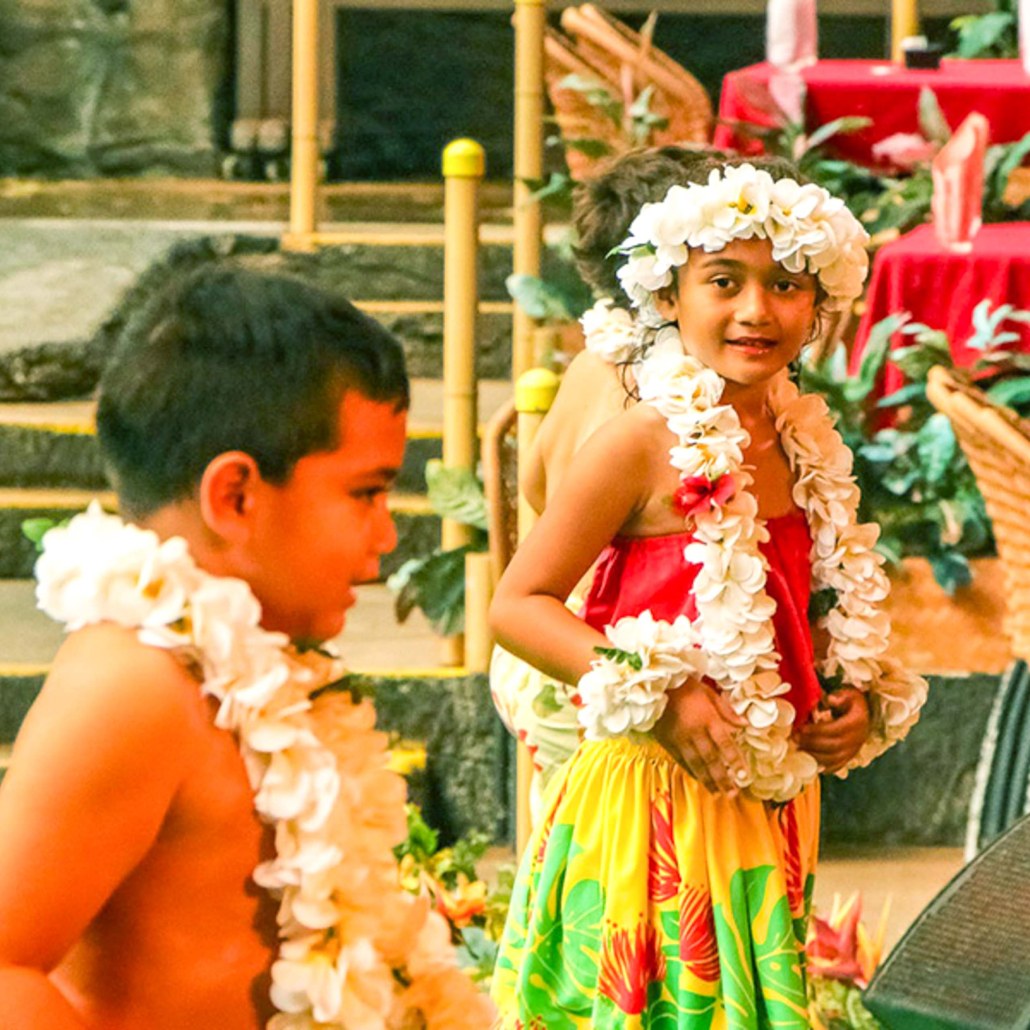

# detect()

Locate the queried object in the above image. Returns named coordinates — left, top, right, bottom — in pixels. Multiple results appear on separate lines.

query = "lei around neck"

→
left=574, top=345, right=928, bottom=802
left=34, top=504, right=494, bottom=1030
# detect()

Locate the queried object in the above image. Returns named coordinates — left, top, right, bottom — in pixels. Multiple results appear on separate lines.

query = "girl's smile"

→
left=654, top=237, right=819, bottom=390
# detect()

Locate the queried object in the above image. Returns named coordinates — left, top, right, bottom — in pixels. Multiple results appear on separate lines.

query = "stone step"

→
left=0, top=377, right=513, bottom=492
left=0, top=489, right=440, bottom=580
left=0, top=218, right=570, bottom=355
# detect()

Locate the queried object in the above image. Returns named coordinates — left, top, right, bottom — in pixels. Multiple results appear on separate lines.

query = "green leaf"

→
left=594, top=645, right=643, bottom=671
left=804, top=115, right=873, bottom=152
left=857, top=313, right=909, bottom=397
left=929, top=550, right=972, bottom=594
left=809, top=587, right=838, bottom=622
left=876, top=382, right=927, bottom=409
left=917, top=88, right=951, bottom=145
left=506, top=272, right=579, bottom=322
left=986, top=377, right=1030, bottom=409
left=564, top=137, right=613, bottom=159
left=387, top=546, right=471, bottom=635
left=916, top=414, right=957, bottom=484
left=21, top=516, right=66, bottom=552
left=425, top=460, right=488, bottom=530
left=952, top=10, right=1016, bottom=58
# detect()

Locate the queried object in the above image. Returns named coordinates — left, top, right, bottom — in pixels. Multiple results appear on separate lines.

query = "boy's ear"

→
left=199, top=452, right=262, bottom=540
left=653, top=285, right=679, bottom=323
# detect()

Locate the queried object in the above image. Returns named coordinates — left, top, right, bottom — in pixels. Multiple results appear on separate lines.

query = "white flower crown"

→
left=615, top=163, right=870, bottom=322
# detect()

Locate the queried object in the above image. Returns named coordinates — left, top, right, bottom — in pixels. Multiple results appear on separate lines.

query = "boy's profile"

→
left=0, top=266, right=491, bottom=1028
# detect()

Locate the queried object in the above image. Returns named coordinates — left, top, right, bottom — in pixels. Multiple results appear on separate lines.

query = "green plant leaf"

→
left=916, top=414, right=957, bottom=485
left=425, top=460, right=488, bottom=530
left=952, top=10, right=1016, bottom=58
left=804, top=115, right=873, bottom=152
left=918, top=88, right=951, bottom=145
left=506, top=273, right=579, bottom=322
left=929, top=550, right=972, bottom=594
left=876, top=382, right=927, bottom=410
left=987, top=377, right=1030, bottom=409
left=21, top=516, right=65, bottom=552
left=387, top=546, right=472, bottom=635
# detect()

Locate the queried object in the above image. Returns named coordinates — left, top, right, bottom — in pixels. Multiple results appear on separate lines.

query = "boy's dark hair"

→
left=96, top=263, right=410, bottom=517
left=572, top=145, right=729, bottom=300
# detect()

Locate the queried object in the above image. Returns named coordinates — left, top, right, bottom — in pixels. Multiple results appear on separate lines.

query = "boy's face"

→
left=246, top=391, right=407, bottom=643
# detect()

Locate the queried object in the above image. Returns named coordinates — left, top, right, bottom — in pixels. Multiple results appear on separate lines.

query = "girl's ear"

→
left=653, top=284, right=680, bottom=323
left=198, top=452, right=262, bottom=542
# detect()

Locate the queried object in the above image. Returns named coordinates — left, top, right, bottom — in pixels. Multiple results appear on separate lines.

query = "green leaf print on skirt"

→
left=497, top=822, right=605, bottom=1025
left=713, top=865, right=810, bottom=1028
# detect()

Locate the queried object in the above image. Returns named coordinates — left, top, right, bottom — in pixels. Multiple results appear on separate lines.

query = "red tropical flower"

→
left=598, top=922, right=667, bottom=1015
left=672, top=473, right=736, bottom=520
left=679, top=884, right=720, bottom=981
left=648, top=792, right=680, bottom=902
left=778, top=800, right=806, bottom=916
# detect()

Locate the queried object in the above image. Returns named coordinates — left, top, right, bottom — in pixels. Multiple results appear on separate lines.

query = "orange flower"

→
left=598, top=922, right=667, bottom=1015
left=432, top=874, right=488, bottom=928
left=679, top=884, right=720, bottom=981
left=648, top=792, right=680, bottom=903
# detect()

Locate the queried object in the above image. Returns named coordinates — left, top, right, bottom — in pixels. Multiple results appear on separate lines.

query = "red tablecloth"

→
left=851, top=223, right=1030, bottom=397
left=715, top=59, right=1030, bottom=168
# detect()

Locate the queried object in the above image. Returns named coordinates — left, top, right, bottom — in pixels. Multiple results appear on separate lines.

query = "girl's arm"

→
left=493, top=409, right=747, bottom=794
left=493, top=408, right=652, bottom=683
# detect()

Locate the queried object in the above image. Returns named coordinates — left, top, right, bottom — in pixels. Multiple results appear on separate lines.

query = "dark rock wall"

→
left=0, top=3, right=957, bottom=178
left=0, top=0, right=230, bottom=175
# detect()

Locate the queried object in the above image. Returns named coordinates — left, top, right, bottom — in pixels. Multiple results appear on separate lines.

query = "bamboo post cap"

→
left=442, top=138, right=486, bottom=178
left=515, top=0, right=545, bottom=5
left=515, top=367, right=560, bottom=413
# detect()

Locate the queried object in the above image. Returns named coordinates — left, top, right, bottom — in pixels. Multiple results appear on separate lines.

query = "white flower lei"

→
left=616, top=163, right=870, bottom=326
left=577, top=347, right=928, bottom=803
left=34, top=504, right=492, bottom=1029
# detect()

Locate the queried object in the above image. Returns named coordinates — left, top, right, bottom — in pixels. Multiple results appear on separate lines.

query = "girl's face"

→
left=653, top=237, right=819, bottom=390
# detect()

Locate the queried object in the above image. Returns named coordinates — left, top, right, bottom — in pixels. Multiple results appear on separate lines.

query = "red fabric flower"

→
left=679, top=885, right=720, bottom=982
left=598, top=923, right=667, bottom=1014
left=672, top=474, right=736, bottom=519
left=647, top=793, right=680, bottom=903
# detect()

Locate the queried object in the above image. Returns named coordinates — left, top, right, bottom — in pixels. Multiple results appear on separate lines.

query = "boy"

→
left=0, top=265, right=475, bottom=1028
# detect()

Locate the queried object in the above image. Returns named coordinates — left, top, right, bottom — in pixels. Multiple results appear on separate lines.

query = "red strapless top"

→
left=580, top=510, right=821, bottom=727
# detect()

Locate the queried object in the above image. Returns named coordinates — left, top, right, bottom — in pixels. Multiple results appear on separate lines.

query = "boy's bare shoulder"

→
left=19, top=624, right=206, bottom=770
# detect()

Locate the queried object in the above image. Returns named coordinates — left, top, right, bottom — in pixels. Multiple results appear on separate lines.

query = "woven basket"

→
left=926, top=365, right=1030, bottom=663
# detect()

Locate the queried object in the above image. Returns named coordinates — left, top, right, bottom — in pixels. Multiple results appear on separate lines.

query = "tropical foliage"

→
left=802, top=300, right=1030, bottom=591
left=387, top=460, right=488, bottom=635
left=950, top=0, right=1018, bottom=58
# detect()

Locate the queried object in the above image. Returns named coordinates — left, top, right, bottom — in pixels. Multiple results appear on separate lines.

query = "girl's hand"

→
left=796, top=687, right=871, bottom=773
left=653, top=679, right=748, bottom=796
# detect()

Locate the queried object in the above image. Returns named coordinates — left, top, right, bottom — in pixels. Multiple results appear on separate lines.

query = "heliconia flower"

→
left=598, top=922, right=667, bottom=1015
left=647, top=793, right=680, bottom=902
left=678, top=885, right=720, bottom=981
left=806, top=892, right=886, bottom=989
left=673, top=473, right=737, bottom=520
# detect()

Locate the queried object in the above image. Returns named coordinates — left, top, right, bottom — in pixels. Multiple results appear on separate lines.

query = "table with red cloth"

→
left=714, top=59, right=1030, bottom=168
left=850, top=223, right=1030, bottom=397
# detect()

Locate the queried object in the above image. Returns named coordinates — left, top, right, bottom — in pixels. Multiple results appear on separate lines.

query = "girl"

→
left=489, top=160, right=928, bottom=1027
left=492, top=147, right=751, bottom=816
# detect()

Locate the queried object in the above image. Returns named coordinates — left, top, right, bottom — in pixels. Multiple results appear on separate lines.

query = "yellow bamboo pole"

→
left=512, top=0, right=546, bottom=380
left=464, top=552, right=495, bottom=674
left=514, top=367, right=560, bottom=857
left=891, top=0, right=920, bottom=63
left=284, top=0, right=319, bottom=253
left=441, top=138, right=485, bottom=667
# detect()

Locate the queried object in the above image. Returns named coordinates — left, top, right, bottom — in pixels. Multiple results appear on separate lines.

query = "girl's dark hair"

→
left=96, top=263, right=409, bottom=517
left=571, top=145, right=729, bottom=301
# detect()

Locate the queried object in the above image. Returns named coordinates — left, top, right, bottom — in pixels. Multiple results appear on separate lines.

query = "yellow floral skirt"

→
left=491, top=737, right=820, bottom=1029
